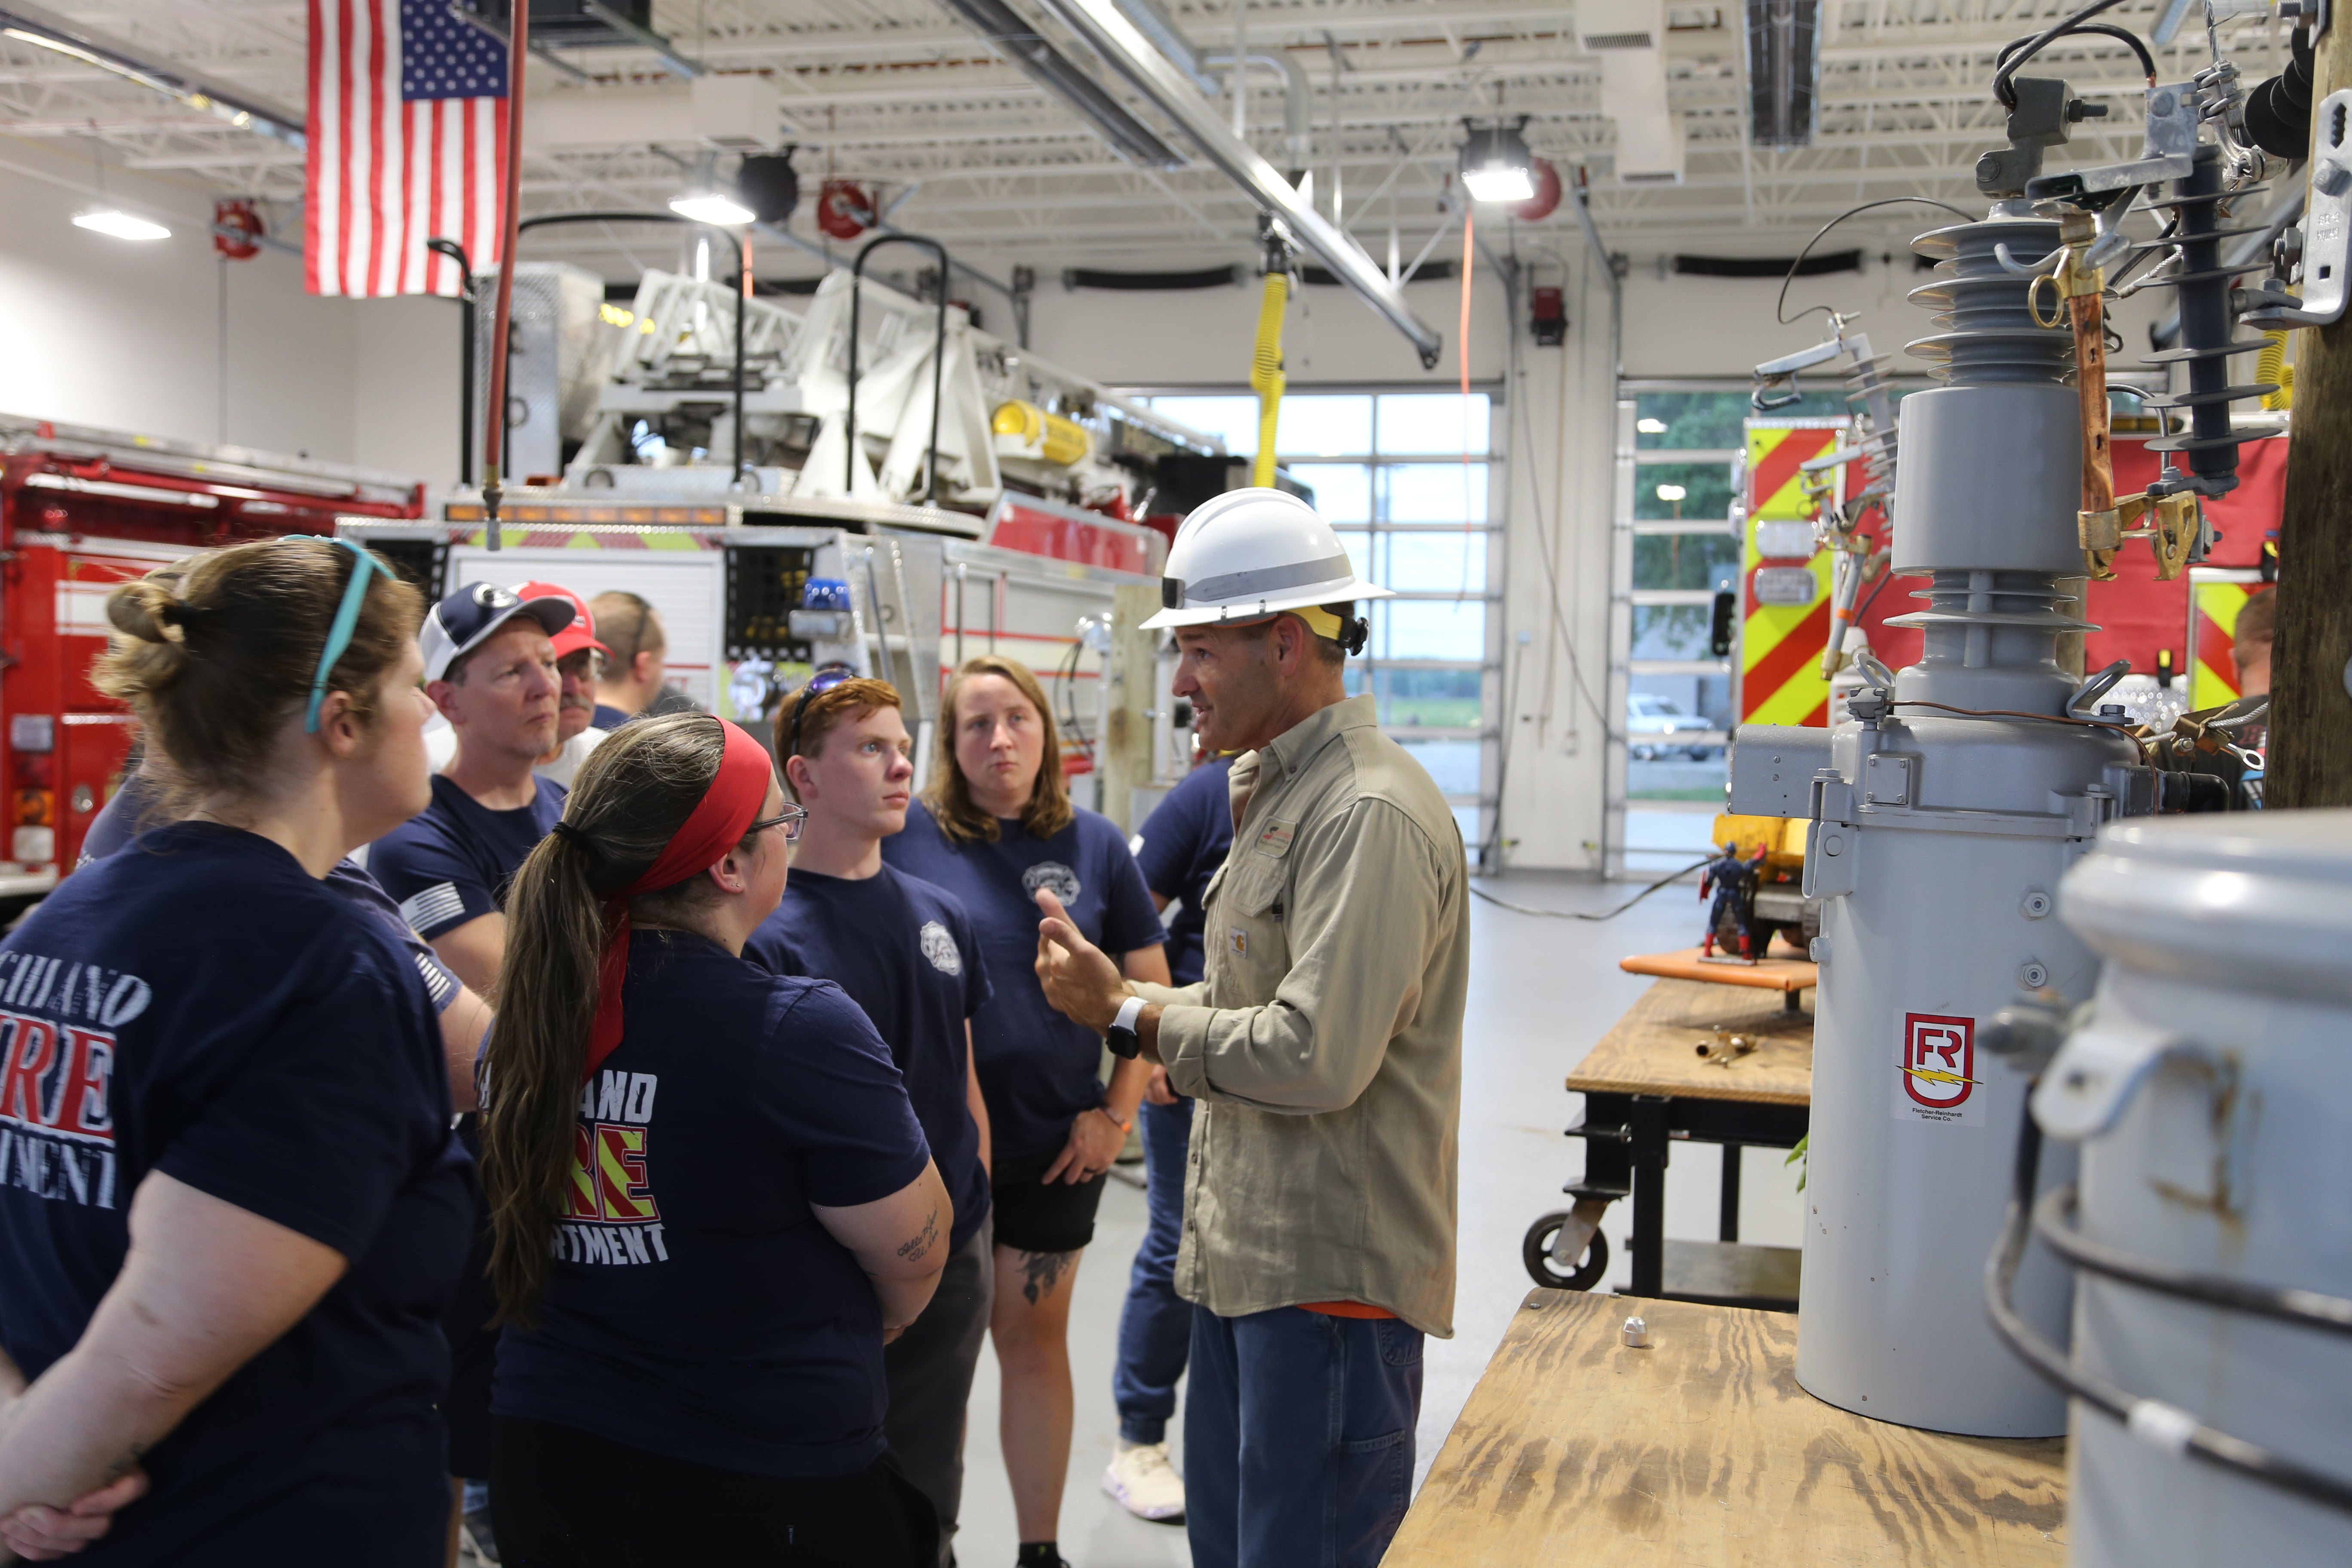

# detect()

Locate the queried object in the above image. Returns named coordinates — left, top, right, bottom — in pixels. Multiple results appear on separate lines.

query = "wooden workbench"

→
left=1569, top=977, right=1814, bottom=1106
left=1384, top=1293, right=2068, bottom=1566
left=1551, top=980, right=1813, bottom=1304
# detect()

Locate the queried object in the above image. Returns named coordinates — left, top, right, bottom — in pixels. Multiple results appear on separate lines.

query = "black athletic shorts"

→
left=989, top=1148, right=1109, bottom=1254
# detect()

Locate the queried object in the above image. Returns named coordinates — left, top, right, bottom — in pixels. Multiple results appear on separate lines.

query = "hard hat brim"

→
left=1141, top=577, right=1395, bottom=631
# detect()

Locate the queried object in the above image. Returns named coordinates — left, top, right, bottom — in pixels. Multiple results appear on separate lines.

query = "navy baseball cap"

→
left=421, top=581, right=576, bottom=683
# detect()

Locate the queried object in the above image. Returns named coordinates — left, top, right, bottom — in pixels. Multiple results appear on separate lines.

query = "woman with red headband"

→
left=478, top=713, right=950, bottom=1565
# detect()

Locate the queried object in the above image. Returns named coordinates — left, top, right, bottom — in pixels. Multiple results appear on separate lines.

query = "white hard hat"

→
left=1144, top=488, right=1392, bottom=633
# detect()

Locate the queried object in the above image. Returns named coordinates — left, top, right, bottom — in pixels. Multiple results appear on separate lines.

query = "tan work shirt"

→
left=1138, top=693, right=1467, bottom=1338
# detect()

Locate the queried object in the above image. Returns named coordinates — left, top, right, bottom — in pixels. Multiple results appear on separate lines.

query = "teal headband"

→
left=305, top=538, right=389, bottom=734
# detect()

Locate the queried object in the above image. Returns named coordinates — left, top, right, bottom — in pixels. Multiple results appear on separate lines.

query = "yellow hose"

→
left=2257, top=329, right=2294, bottom=411
left=1249, top=269, right=1288, bottom=488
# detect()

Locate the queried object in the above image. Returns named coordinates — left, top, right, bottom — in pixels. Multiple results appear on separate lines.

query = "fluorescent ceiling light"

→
left=73, top=208, right=169, bottom=241
left=1459, top=119, right=1537, bottom=205
left=668, top=190, right=754, bottom=225
left=1636, top=416, right=1668, bottom=433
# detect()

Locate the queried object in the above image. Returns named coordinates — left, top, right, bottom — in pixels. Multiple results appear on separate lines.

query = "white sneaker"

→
left=1102, top=1439, right=1187, bottom=1522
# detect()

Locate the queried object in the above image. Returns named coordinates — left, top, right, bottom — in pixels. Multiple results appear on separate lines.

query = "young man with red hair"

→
left=747, top=674, right=994, bottom=1567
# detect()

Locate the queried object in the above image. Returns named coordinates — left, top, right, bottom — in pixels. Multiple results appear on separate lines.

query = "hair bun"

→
left=106, top=581, right=194, bottom=646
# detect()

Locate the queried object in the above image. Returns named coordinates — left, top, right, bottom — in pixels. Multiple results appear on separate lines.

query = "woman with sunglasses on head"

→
left=882, top=656, right=1168, bottom=1568
left=0, top=538, right=473, bottom=1564
left=478, top=713, right=949, bottom=1567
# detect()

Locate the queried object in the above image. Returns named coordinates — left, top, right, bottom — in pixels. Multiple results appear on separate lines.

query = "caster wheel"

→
left=1522, top=1211, right=1609, bottom=1291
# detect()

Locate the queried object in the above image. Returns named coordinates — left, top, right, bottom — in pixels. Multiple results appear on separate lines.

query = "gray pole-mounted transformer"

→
left=1731, top=204, right=2153, bottom=1436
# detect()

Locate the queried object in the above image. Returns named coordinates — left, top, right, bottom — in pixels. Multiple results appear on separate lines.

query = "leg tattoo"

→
left=1018, top=1249, right=1077, bottom=1305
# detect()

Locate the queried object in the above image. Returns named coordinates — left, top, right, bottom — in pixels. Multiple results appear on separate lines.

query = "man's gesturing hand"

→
left=1033, top=887, right=1130, bottom=1031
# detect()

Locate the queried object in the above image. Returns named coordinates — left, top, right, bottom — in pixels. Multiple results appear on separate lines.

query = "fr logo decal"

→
left=1894, top=1012, right=1981, bottom=1125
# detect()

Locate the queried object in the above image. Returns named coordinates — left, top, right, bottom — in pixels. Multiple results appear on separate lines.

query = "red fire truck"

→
left=0, top=417, right=424, bottom=908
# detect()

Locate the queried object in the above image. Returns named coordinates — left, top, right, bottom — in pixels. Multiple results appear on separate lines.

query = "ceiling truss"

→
left=0, top=0, right=2297, bottom=264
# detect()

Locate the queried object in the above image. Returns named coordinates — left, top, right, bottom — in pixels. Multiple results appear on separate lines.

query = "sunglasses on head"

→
left=784, top=664, right=861, bottom=760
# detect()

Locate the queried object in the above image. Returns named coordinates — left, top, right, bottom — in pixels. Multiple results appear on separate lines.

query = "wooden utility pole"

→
left=2268, top=18, right=2352, bottom=806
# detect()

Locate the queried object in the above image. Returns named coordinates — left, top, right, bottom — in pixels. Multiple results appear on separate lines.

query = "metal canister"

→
left=2037, top=811, right=2352, bottom=1564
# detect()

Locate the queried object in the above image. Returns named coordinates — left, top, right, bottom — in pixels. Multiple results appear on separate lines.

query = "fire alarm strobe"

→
left=1894, top=1012, right=1981, bottom=1125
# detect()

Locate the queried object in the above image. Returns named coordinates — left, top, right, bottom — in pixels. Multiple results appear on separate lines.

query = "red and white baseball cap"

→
left=511, top=580, right=612, bottom=664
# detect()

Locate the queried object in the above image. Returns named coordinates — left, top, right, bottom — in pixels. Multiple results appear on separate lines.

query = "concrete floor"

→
left=945, top=849, right=1805, bottom=1568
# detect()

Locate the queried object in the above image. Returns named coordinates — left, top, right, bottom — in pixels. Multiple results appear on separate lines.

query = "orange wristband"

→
left=1095, top=1106, right=1134, bottom=1134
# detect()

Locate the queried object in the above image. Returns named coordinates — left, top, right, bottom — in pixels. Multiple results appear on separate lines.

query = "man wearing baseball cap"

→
left=425, top=579, right=612, bottom=788
left=367, top=580, right=578, bottom=1561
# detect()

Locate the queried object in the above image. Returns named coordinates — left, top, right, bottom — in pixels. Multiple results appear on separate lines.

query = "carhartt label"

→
left=1254, top=819, right=1296, bottom=858
left=1229, top=927, right=1247, bottom=958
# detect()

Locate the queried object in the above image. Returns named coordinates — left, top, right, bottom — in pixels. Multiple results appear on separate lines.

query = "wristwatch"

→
left=1106, top=993, right=1146, bottom=1059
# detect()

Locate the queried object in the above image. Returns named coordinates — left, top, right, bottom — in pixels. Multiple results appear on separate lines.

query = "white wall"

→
left=0, top=142, right=459, bottom=482
left=0, top=146, right=354, bottom=461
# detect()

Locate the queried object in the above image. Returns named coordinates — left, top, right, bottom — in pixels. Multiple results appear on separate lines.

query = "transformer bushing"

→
left=1731, top=207, right=2147, bottom=1436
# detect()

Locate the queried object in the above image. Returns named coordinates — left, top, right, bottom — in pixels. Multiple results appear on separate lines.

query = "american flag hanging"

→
left=306, top=0, right=509, bottom=297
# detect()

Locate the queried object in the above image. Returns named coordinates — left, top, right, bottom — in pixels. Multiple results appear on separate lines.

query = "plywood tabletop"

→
left=1383, top=1293, right=2068, bottom=1568
left=1567, top=978, right=1813, bottom=1106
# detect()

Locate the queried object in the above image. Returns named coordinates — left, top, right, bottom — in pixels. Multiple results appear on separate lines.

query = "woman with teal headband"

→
left=0, top=535, right=476, bottom=1565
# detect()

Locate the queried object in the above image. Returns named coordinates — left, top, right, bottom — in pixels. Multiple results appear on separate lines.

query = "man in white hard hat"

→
left=1031, top=488, right=1468, bottom=1568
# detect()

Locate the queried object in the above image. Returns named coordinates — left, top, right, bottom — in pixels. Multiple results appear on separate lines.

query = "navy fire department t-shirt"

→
left=745, top=864, right=994, bottom=1250
left=1133, top=756, right=1237, bottom=988
left=0, top=823, right=470, bottom=1565
left=882, top=799, right=1164, bottom=1163
left=369, top=772, right=567, bottom=939
left=493, top=930, right=931, bottom=1478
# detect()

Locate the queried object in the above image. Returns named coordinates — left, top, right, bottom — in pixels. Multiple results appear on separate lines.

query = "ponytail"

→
left=479, top=713, right=763, bottom=1328
left=478, top=829, right=607, bottom=1328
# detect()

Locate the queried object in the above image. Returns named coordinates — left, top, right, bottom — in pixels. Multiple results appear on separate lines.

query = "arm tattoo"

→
left=895, top=1207, right=941, bottom=1262
left=1018, top=1248, right=1078, bottom=1305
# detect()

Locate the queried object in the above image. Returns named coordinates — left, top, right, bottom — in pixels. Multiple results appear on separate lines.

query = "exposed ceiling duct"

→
left=1745, top=0, right=1821, bottom=149
left=525, top=76, right=791, bottom=152
left=1594, top=18, right=1685, bottom=186
left=1026, top=0, right=1445, bottom=367
left=932, top=0, right=1186, bottom=169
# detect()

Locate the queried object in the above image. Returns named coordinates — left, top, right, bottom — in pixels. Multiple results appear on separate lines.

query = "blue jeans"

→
left=1112, top=1095, right=1195, bottom=1445
left=1185, top=1305, right=1424, bottom=1568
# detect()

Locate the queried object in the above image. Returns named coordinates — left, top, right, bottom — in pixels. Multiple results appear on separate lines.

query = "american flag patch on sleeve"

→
left=414, top=952, right=455, bottom=1007
left=399, top=882, right=467, bottom=937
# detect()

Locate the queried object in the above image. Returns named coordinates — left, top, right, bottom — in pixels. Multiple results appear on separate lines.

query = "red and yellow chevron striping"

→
left=1739, top=423, right=1841, bottom=726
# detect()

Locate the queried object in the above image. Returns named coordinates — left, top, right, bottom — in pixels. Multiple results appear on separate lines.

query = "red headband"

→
left=581, top=718, right=774, bottom=1084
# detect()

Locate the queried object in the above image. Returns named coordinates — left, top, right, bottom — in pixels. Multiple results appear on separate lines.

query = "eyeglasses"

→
left=747, top=802, right=807, bottom=843
left=307, top=538, right=389, bottom=734
left=784, top=663, right=861, bottom=760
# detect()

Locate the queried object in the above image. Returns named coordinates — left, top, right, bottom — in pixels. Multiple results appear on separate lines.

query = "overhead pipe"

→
left=1105, top=0, right=1220, bottom=91
left=1107, top=0, right=1315, bottom=214
left=1031, top=0, right=1444, bottom=367
left=1200, top=48, right=1314, bottom=177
